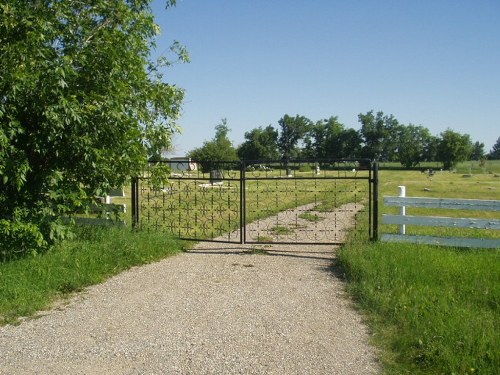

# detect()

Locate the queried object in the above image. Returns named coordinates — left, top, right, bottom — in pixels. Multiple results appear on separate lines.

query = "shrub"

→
left=0, top=219, right=47, bottom=261
left=298, top=164, right=312, bottom=172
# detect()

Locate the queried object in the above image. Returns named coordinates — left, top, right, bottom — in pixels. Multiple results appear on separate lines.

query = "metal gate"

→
left=131, top=159, right=378, bottom=244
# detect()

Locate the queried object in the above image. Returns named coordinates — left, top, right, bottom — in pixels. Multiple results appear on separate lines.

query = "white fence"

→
left=64, top=189, right=127, bottom=227
left=381, top=187, right=500, bottom=249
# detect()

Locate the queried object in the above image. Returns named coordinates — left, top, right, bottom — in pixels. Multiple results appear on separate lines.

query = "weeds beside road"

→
left=338, top=234, right=499, bottom=374
left=0, top=226, right=185, bottom=325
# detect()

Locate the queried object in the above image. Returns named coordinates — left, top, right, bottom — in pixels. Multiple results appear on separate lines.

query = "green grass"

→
left=256, top=235, right=274, bottom=242
left=378, top=167, right=500, bottom=240
left=378, top=159, right=500, bottom=175
left=338, top=236, right=499, bottom=374
left=0, top=226, right=185, bottom=325
left=337, top=164, right=500, bottom=374
left=270, top=225, right=294, bottom=235
left=298, top=212, right=323, bottom=222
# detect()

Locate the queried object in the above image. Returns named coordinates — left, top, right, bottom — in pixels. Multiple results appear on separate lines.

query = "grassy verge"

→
left=0, top=226, right=185, bottom=326
left=336, top=165, right=500, bottom=374
left=337, top=235, right=499, bottom=374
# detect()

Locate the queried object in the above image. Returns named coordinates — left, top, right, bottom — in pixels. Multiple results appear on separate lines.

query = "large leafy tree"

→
left=237, top=125, right=279, bottom=161
left=303, top=118, right=339, bottom=159
left=277, top=114, right=312, bottom=160
left=303, top=117, right=362, bottom=159
left=471, top=141, right=485, bottom=161
left=358, top=110, right=399, bottom=161
left=396, top=124, right=434, bottom=168
left=188, top=118, right=238, bottom=171
left=0, top=0, right=186, bottom=252
left=437, top=129, right=473, bottom=169
left=328, top=128, right=363, bottom=159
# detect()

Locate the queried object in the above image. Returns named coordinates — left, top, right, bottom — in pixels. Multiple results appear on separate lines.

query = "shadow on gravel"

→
left=324, top=259, right=347, bottom=281
left=187, top=245, right=337, bottom=261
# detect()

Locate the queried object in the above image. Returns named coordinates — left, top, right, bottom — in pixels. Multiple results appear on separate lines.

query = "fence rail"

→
left=381, top=190, right=500, bottom=249
left=64, top=203, right=126, bottom=227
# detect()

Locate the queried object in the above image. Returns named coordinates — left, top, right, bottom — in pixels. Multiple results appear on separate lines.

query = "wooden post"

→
left=398, top=185, right=406, bottom=235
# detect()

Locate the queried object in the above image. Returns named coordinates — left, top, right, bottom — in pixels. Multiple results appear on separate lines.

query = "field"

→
left=379, top=166, right=500, bottom=240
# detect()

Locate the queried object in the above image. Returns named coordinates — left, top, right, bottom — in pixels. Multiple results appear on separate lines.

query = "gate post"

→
left=131, top=177, right=139, bottom=229
left=240, top=161, right=246, bottom=244
left=372, top=161, right=379, bottom=241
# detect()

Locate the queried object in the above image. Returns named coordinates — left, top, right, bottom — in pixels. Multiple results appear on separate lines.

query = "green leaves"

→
left=188, top=119, right=239, bottom=172
left=277, top=114, right=313, bottom=160
left=0, top=219, right=47, bottom=261
left=0, top=0, right=186, bottom=255
left=488, top=137, right=500, bottom=160
left=438, top=129, right=473, bottom=170
left=237, top=125, right=279, bottom=161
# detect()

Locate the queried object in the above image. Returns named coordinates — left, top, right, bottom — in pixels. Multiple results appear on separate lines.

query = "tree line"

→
left=188, top=112, right=500, bottom=169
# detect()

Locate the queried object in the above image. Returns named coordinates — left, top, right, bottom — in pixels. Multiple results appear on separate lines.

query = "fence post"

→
left=131, top=177, right=139, bottom=229
left=372, top=160, right=379, bottom=241
left=240, top=161, right=246, bottom=244
left=398, top=185, right=406, bottom=235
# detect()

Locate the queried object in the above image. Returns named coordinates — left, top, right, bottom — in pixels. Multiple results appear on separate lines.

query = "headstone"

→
left=210, top=170, right=224, bottom=184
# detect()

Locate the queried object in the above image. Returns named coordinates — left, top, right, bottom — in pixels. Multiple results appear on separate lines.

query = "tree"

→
left=396, top=125, right=434, bottom=168
left=333, top=128, right=363, bottom=159
left=303, top=117, right=362, bottom=159
left=488, top=137, right=500, bottom=160
left=358, top=111, right=399, bottom=161
left=423, top=135, right=440, bottom=163
left=471, top=141, right=485, bottom=161
left=237, top=125, right=279, bottom=161
left=303, top=120, right=331, bottom=159
left=437, top=129, right=473, bottom=169
left=0, top=0, right=186, bottom=255
left=277, top=114, right=312, bottom=160
left=187, top=118, right=238, bottom=171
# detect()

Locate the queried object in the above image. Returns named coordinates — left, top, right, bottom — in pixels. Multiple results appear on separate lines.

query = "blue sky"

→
left=151, top=0, right=500, bottom=156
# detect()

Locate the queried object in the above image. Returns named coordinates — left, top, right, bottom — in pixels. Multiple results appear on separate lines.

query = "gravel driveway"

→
left=0, top=204, right=379, bottom=374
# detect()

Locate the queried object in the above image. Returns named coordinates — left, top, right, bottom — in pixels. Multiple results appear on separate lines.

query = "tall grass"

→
left=338, top=235, right=499, bottom=374
left=0, top=226, right=184, bottom=325
left=337, top=164, right=500, bottom=374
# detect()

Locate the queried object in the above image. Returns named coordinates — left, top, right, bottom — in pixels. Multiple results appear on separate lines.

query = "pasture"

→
left=379, top=167, right=500, bottom=241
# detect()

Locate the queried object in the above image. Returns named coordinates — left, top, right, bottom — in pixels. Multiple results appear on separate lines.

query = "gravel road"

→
left=0, top=204, right=379, bottom=374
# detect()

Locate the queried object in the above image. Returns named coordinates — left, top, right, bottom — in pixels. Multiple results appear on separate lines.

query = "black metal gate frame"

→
left=131, top=159, right=379, bottom=244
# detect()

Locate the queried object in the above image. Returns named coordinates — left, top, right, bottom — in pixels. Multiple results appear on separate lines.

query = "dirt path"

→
left=0, top=204, right=379, bottom=374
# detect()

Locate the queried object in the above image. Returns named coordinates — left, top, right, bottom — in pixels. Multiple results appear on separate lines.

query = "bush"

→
left=298, top=164, right=312, bottom=172
left=0, top=219, right=47, bottom=261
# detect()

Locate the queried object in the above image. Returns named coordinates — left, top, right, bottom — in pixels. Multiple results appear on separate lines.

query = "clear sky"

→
left=151, top=0, right=500, bottom=156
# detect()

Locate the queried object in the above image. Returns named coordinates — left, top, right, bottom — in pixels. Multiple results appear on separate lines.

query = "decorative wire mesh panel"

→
left=136, top=161, right=242, bottom=243
left=132, top=159, right=377, bottom=244
left=243, top=160, right=372, bottom=244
